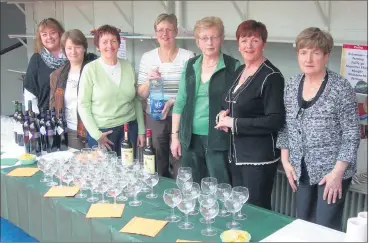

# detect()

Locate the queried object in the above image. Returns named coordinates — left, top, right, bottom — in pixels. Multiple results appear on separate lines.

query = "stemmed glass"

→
left=129, top=178, right=143, bottom=207
left=163, top=188, right=182, bottom=222
left=216, top=183, right=232, bottom=217
left=198, top=191, right=217, bottom=224
left=144, top=172, right=159, bottom=199
left=201, top=177, right=218, bottom=194
left=176, top=168, right=193, bottom=192
left=86, top=170, right=101, bottom=203
left=110, top=180, right=128, bottom=207
left=44, top=160, right=58, bottom=187
left=37, top=158, right=49, bottom=183
left=224, top=193, right=244, bottom=229
left=232, top=186, right=249, bottom=220
left=177, top=192, right=196, bottom=230
left=96, top=180, right=110, bottom=204
left=183, top=182, right=200, bottom=216
left=199, top=200, right=219, bottom=236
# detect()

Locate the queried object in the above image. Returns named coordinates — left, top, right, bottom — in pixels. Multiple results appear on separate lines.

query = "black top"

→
left=24, top=53, right=56, bottom=112
left=222, top=59, right=286, bottom=164
left=298, top=72, right=328, bottom=109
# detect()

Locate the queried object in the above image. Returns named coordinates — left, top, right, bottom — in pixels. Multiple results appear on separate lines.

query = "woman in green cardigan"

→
left=171, top=17, right=240, bottom=183
left=78, top=25, right=145, bottom=157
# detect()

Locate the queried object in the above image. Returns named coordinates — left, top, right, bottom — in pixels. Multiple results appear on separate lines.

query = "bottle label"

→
left=40, top=127, right=46, bottom=135
left=57, top=126, right=64, bottom=135
left=150, top=99, right=165, bottom=120
left=121, top=148, right=133, bottom=165
left=143, top=154, right=155, bottom=174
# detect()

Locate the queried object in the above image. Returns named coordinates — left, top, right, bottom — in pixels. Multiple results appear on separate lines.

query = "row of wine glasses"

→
left=163, top=167, right=250, bottom=236
left=37, top=146, right=160, bottom=207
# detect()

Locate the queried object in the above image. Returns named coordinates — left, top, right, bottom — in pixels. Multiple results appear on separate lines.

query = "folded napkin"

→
left=120, top=216, right=168, bottom=237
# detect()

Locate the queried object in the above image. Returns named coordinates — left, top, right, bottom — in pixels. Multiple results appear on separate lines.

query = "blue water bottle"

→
left=150, top=75, right=165, bottom=120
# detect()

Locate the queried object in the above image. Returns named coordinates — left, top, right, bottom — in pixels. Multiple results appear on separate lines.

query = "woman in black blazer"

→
left=215, top=20, right=285, bottom=211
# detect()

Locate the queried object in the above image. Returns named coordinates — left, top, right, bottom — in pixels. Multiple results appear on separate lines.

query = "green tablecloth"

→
left=1, top=163, right=294, bottom=242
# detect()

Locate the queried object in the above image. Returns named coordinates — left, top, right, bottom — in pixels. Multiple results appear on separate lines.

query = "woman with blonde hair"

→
left=137, top=13, right=194, bottom=178
left=24, top=18, right=67, bottom=113
left=49, top=29, right=97, bottom=150
left=171, top=17, right=240, bottom=183
left=277, top=27, right=360, bottom=230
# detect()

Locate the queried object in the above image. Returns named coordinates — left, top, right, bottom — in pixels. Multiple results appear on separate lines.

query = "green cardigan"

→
left=173, top=53, right=240, bottom=151
left=78, top=59, right=145, bottom=141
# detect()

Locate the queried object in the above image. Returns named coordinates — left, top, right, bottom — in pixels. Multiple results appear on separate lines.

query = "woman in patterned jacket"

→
left=277, top=27, right=360, bottom=231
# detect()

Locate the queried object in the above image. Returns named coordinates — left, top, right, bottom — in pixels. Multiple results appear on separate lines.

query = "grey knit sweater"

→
left=276, top=69, right=361, bottom=185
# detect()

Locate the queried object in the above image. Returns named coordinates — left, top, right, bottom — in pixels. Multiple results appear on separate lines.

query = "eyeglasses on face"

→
left=156, top=28, right=174, bottom=34
left=198, top=36, right=221, bottom=42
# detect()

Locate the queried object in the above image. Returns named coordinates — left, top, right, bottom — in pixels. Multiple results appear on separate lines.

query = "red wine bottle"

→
left=121, top=123, right=133, bottom=165
left=50, top=107, right=59, bottom=151
left=16, top=103, right=24, bottom=146
left=29, top=112, right=41, bottom=156
left=57, top=108, right=68, bottom=151
left=39, top=110, right=47, bottom=152
left=143, top=129, right=156, bottom=174
left=23, top=111, right=30, bottom=153
left=45, top=110, right=54, bottom=153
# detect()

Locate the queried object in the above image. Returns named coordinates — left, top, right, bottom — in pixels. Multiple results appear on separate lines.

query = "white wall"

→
left=1, top=3, right=27, bottom=115
left=18, top=1, right=366, bottom=79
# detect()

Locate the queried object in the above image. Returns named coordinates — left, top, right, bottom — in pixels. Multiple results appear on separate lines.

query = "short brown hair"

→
left=194, top=16, right=224, bottom=40
left=60, top=29, right=87, bottom=56
left=154, top=13, right=178, bottom=32
left=93, top=25, right=121, bottom=48
left=35, top=18, right=65, bottom=53
left=295, top=27, right=333, bottom=55
left=236, top=20, right=268, bottom=43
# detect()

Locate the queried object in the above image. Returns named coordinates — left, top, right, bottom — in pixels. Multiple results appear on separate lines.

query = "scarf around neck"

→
left=40, top=47, right=67, bottom=69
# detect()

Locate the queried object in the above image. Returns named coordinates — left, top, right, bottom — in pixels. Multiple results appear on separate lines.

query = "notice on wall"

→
left=117, top=36, right=127, bottom=59
left=340, top=44, right=368, bottom=94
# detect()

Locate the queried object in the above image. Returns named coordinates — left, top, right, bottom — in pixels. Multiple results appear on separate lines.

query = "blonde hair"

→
left=154, top=13, right=178, bottom=32
left=295, top=27, right=333, bottom=55
left=34, top=18, right=65, bottom=53
left=60, top=29, right=88, bottom=56
left=194, top=17, right=224, bottom=40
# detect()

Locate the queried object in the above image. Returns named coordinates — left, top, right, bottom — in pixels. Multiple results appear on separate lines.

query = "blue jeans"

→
left=86, top=120, right=138, bottom=158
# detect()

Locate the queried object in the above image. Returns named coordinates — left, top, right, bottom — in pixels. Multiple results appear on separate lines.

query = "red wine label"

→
left=143, top=154, right=155, bottom=174
left=121, top=148, right=133, bottom=165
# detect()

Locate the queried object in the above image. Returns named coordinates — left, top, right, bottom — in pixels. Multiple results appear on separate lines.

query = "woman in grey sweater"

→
left=276, top=27, right=360, bottom=231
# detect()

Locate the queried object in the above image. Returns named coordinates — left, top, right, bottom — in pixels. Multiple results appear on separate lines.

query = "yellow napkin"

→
left=86, top=204, right=125, bottom=218
left=120, top=216, right=168, bottom=237
left=176, top=240, right=201, bottom=242
left=44, top=186, right=80, bottom=197
left=7, top=167, right=39, bottom=177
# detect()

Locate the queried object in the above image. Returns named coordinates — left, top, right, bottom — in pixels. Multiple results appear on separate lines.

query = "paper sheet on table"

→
left=7, top=167, right=39, bottom=177
left=120, top=216, right=168, bottom=237
left=44, top=186, right=80, bottom=197
left=86, top=204, right=125, bottom=218
left=260, top=219, right=346, bottom=242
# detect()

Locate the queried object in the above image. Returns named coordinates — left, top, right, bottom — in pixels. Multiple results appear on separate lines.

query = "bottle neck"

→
left=146, top=136, right=152, bottom=147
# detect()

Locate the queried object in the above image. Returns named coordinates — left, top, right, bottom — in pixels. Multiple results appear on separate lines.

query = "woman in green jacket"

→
left=78, top=25, right=145, bottom=157
left=171, top=17, right=240, bottom=183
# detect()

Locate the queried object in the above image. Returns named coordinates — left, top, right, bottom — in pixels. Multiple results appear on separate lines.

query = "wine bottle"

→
left=23, top=111, right=30, bottom=153
left=27, top=100, right=34, bottom=119
left=143, top=128, right=156, bottom=174
left=13, top=101, right=19, bottom=144
left=57, top=108, right=68, bottom=151
left=16, top=103, right=24, bottom=146
left=121, top=123, right=133, bottom=166
left=29, top=112, right=41, bottom=156
left=39, top=110, right=47, bottom=152
left=50, top=107, right=60, bottom=151
left=45, top=110, right=54, bottom=153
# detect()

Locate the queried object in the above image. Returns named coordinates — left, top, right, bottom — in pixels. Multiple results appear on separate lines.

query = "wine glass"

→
left=96, top=180, right=110, bottom=204
left=37, top=158, right=49, bottom=183
left=129, top=179, right=143, bottom=207
left=201, top=177, right=218, bottom=194
left=183, top=182, right=201, bottom=216
left=110, top=180, right=128, bottom=207
left=224, top=193, right=244, bottom=229
left=163, top=188, right=182, bottom=222
left=199, top=200, right=219, bottom=236
left=177, top=192, right=196, bottom=230
left=176, top=168, right=193, bottom=192
left=144, top=172, right=159, bottom=199
left=232, top=186, right=249, bottom=220
left=198, top=191, right=217, bottom=224
left=216, top=183, right=232, bottom=217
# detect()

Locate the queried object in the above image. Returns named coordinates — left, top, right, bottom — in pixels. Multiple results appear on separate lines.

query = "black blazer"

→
left=221, top=59, right=285, bottom=165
